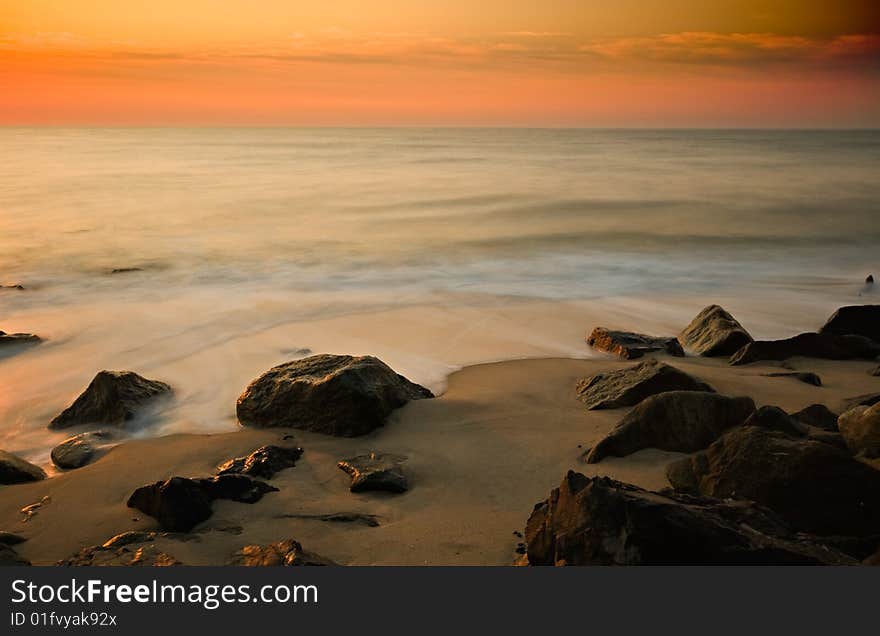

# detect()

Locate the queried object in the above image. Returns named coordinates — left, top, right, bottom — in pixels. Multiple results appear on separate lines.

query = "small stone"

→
left=337, top=452, right=408, bottom=493
left=763, top=371, right=822, bottom=387
left=216, top=445, right=303, bottom=479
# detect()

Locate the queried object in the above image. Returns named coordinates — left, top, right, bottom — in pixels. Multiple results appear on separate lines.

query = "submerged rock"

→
left=127, top=475, right=278, bottom=532
left=819, top=305, right=880, bottom=342
left=229, top=539, right=336, bottom=566
left=217, top=445, right=303, bottom=479
left=576, top=359, right=713, bottom=410
left=586, top=327, right=684, bottom=360
left=0, top=450, right=47, bottom=485
left=729, top=332, right=880, bottom=365
left=791, top=404, right=839, bottom=432
left=49, top=371, right=172, bottom=430
left=666, top=425, right=880, bottom=537
left=838, top=403, right=880, bottom=459
left=523, top=472, right=856, bottom=565
left=584, top=391, right=755, bottom=463
left=678, top=305, right=753, bottom=357
left=50, top=430, right=113, bottom=470
left=0, top=331, right=41, bottom=347
left=236, top=354, right=432, bottom=437
left=763, top=371, right=822, bottom=386
left=337, top=452, right=408, bottom=493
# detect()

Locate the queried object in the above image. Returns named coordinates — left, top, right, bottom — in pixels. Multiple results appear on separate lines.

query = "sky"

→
left=1, top=1, right=879, bottom=126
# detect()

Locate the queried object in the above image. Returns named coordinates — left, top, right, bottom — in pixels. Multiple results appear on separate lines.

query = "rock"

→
left=584, top=391, right=755, bottom=463
left=59, top=532, right=181, bottom=566
left=868, top=275, right=875, bottom=284
left=236, top=354, right=432, bottom=437
left=763, top=371, right=822, bottom=386
left=50, top=431, right=113, bottom=470
left=586, top=327, right=684, bottom=360
left=274, top=512, right=381, bottom=527
left=0, top=284, right=25, bottom=290
left=127, top=475, right=277, bottom=532
left=838, top=403, right=880, bottom=458
left=523, top=472, right=856, bottom=565
left=841, top=392, right=880, bottom=411
left=743, top=405, right=808, bottom=437
left=110, top=267, right=144, bottom=275
left=217, top=445, right=303, bottom=479
left=819, top=305, right=880, bottom=342
left=229, top=539, right=336, bottom=566
left=678, top=305, right=753, bottom=356
left=730, top=332, right=880, bottom=365
left=337, top=452, right=408, bottom=493
left=666, top=425, right=880, bottom=537
left=0, top=331, right=41, bottom=347
left=50, top=371, right=172, bottom=430
left=0, top=531, right=26, bottom=545
left=0, top=450, right=47, bottom=484
left=872, top=365, right=880, bottom=376
left=0, top=545, right=30, bottom=566
left=19, top=496, right=50, bottom=522
left=576, top=359, right=713, bottom=410
left=791, top=404, right=839, bottom=431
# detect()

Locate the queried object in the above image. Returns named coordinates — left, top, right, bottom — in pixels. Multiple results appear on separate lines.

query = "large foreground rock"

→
left=50, top=371, right=172, bottom=429
left=586, top=328, right=684, bottom=360
left=50, top=431, right=113, bottom=470
left=576, top=359, right=713, bottom=410
left=678, top=305, right=753, bottom=356
left=127, top=475, right=277, bottom=532
left=229, top=539, right=336, bottom=566
left=524, top=472, right=856, bottom=565
left=217, top=445, right=303, bottom=479
left=838, top=403, right=880, bottom=459
left=819, top=305, right=880, bottom=342
left=0, top=331, right=41, bottom=347
left=337, top=452, right=408, bottom=493
left=236, top=354, right=433, bottom=437
left=0, top=450, right=46, bottom=484
left=729, top=332, right=880, bottom=365
left=666, top=425, right=880, bottom=537
left=584, top=391, right=755, bottom=463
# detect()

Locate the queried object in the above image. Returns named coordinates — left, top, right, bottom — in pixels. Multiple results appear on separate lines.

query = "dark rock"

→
left=586, top=327, right=684, bottom=360
left=871, top=365, right=880, bottom=376
left=524, top=472, right=856, bottom=565
left=867, top=275, right=875, bottom=284
left=819, top=305, right=880, bottom=342
left=229, top=539, right=336, bottom=566
left=666, top=425, right=880, bottom=537
left=217, top=445, right=303, bottom=479
left=59, top=532, right=181, bottom=566
left=0, top=450, right=46, bottom=484
left=50, top=371, right=172, bottom=430
left=791, top=404, right=839, bottom=432
left=274, top=512, right=381, bottom=527
left=730, top=332, right=880, bottom=365
left=0, top=284, right=25, bottom=291
left=584, top=391, right=755, bottom=463
left=838, top=403, right=880, bottom=458
left=50, top=431, right=113, bottom=470
left=127, top=475, right=277, bottom=532
left=236, top=354, right=432, bottom=437
left=743, top=405, right=808, bottom=437
left=841, top=392, right=880, bottom=411
left=109, top=267, right=144, bottom=275
left=0, top=331, right=41, bottom=347
left=0, top=531, right=27, bottom=545
left=337, top=452, right=408, bottom=493
left=0, top=545, right=30, bottom=566
left=763, top=371, right=822, bottom=386
left=576, top=359, right=713, bottom=410
left=678, top=305, right=753, bottom=356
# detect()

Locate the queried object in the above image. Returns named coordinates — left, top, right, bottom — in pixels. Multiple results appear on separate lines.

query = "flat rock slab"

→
left=838, top=403, right=880, bottom=459
left=0, top=450, right=46, bottom=485
left=523, top=472, right=856, bottom=565
left=236, top=354, right=433, bottom=437
left=217, top=445, right=303, bottom=479
left=229, top=539, right=336, bottom=566
left=337, top=452, right=408, bottom=493
left=819, top=304, right=880, bottom=342
left=584, top=391, right=755, bottom=463
left=576, top=359, right=714, bottom=410
left=666, top=425, right=880, bottom=537
left=679, top=304, right=753, bottom=356
left=729, top=332, right=880, bottom=365
left=50, top=430, right=114, bottom=470
left=127, top=475, right=278, bottom=532
left=763, top=371, right=822, bottom=386
left=50, top=370, right=172, bottom=429
left=586, top=327, right=684, bottom=360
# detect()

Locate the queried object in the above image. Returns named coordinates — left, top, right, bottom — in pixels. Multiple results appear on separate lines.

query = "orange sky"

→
left=1, top=1, right=879, bottom=126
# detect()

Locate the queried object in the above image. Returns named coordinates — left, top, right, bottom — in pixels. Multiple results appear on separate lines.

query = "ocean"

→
left=1, top=128, right=878, bottom=460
